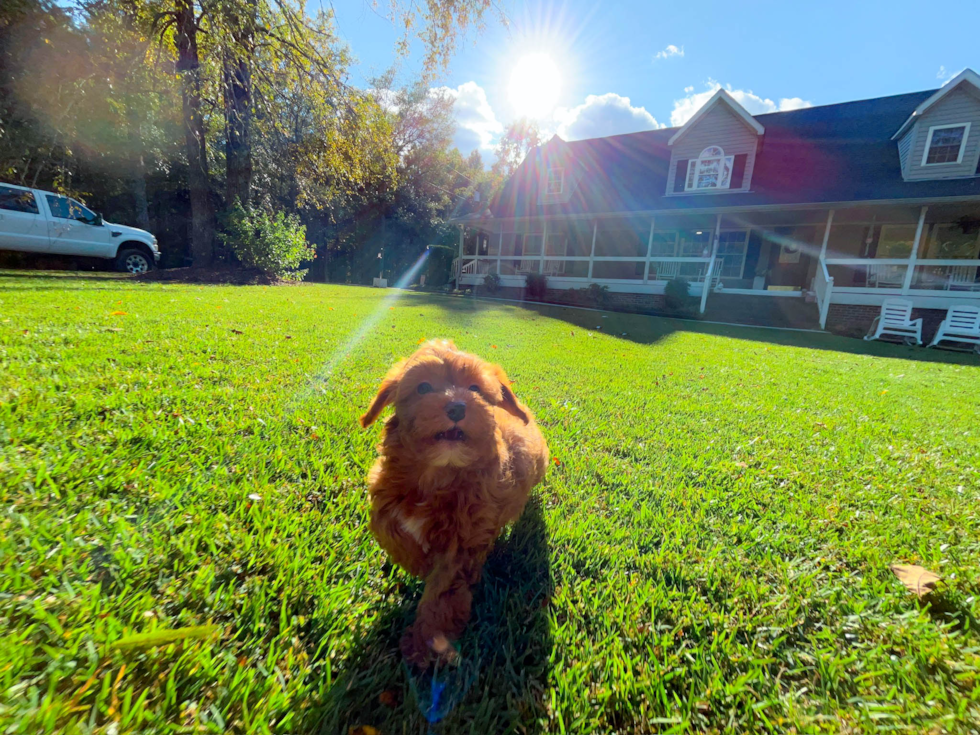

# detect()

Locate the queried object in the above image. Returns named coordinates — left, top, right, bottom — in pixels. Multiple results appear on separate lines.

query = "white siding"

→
left=905, top=86, right=980, bottom=181
left=666, top=103, right=759, bottom=195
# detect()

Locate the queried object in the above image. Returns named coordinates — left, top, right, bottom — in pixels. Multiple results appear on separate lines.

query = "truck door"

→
left=44, top=194, right=114, bottom=258
left=0, top=185, right=49, bottom=253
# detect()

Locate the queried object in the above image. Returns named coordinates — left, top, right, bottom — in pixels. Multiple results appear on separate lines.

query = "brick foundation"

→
left=476, top=285, right=668, bottom=314
left=826, top=304, right=948, bottom=342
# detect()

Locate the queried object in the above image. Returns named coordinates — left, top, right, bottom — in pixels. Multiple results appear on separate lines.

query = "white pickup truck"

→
left=0, top=182, right=160, bottom=273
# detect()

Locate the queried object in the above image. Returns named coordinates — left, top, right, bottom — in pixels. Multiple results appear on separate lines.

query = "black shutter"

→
left=673, top=160, right=689, bottom=192
left=729, top=154, right=748, bottom=189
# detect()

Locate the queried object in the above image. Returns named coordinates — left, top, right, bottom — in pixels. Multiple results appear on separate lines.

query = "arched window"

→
left=685, top=146, right=735, bottom=191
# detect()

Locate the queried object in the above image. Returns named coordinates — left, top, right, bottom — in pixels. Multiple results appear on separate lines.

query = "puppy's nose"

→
left=445, top=401, right=466, bottom=423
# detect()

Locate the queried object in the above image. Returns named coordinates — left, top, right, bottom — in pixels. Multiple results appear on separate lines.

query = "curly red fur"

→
left=360, top=339, right=549, bottom=667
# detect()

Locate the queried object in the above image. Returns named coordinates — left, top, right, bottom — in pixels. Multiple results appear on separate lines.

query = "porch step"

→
left=701, top=293, right=821, bottom=330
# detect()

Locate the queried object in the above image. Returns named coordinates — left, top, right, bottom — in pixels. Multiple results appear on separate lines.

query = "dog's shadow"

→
left=313, top=496, right=554, bottom=734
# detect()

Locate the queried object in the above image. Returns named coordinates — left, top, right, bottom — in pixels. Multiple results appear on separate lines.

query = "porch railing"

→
left=825, top=258, right=980, bottom=294
left=814, top=258, right=835, bottom=329
left=699, top=257, right=717, bottom=313
left=458, top=255, right=712, bottom=283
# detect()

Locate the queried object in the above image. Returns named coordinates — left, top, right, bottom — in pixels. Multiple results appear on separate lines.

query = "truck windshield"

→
left=46, top=194, right=99, bottom=224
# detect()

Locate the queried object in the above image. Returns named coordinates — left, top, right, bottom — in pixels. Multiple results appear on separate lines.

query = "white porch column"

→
left=902, top=206, right=928, bottom=294
left=700, top=213, right=723, bottom=313
left=540, top=219, right=548, bottom=275
left=819, top=209, right=835, bottom=261
left=457, top=225, right=464, bottom=283
left=643, top=217, right=655, bottom=282
left=587, top=220, right=597, bottom=279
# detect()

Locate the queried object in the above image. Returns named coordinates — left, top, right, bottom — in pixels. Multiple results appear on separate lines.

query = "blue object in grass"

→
left=406, top=650, right=479, bottom=728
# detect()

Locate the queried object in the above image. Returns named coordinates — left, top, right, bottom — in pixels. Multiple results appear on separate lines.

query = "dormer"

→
left=536, top=135, right=581, bottom=205
left=665, top=89, right=764, bottom=196
left=892, top=68, right=980, bottom=181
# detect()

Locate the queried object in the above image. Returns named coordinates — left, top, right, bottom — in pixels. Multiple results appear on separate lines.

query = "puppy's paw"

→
left=399, top=627, right=459, bottom=669
left=400, top=626, right=432, bottom=670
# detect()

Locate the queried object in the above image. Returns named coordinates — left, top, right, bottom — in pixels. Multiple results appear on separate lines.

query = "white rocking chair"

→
left=864, top=298, right=923, bottom=345
left=927, top=304, right=980, bottom=352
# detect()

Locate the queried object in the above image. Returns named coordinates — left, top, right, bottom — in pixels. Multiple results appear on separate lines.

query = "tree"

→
left=491, top=117, right=541, bottom=179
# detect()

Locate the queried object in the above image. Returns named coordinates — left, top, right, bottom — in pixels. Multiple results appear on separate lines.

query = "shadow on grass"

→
left=405, top=292, right=980, bottom=366
left=311, top=497, right=554, bottom=734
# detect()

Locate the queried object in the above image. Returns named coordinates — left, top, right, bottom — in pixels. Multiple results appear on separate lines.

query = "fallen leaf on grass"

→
left=111, top=625, right=219, bottom=651
left=890, top=564, right=941, bottom=597
left=285, top=335, right=292, bottom=339
left=491, top=344, right=497, bottom=349
left=378, top=690, right=398, bottom=708
left=231, top=329, right=243, bottom=335
left=349, top=727, right=378, bottom=735
left=110, top=311, right=127, bottom=316
left=734, top=461, right=748, bottom=468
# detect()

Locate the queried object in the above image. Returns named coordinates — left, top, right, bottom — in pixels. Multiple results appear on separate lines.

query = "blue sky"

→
left=324, top=0, right=979, bottom=162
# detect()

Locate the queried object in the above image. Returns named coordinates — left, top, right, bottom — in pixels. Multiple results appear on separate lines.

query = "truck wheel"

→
left=116, top=248, right=152, bottom=274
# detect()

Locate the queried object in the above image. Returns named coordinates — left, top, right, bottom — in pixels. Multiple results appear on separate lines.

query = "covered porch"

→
left=453, top=201, right=980, bottom=330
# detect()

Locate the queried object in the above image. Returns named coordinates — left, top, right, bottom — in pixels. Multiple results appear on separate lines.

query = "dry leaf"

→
left=378, top=690, right=398, bottom=708
left=348, top=726, right=378, bottom=735
left=110, top=311, right=127, bottom=316
left=890, top=564, right=941, bottom=597
left=417, top=337, right=425, bottom=344
left=285, top=335, right=292, bottom=340
left=735, top=461, right=748, bottom=468
left=491, top=345, right=498, bottom=349
left=231, top=329, right=243, bottom=335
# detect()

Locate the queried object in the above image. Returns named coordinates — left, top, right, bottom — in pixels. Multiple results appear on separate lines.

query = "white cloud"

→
left=670, top=81, right=813, bottom=127
left=554, top=93, right=664, bottom=141
left=655, top=44, right=684, bottom=61
left=937, top=66, right=965, bottom=86
left=431, top=81, right=503, bottom=157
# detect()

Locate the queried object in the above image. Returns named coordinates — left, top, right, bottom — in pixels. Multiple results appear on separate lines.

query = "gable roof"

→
left=482, top=88, right=980, bottom=223
left=667, top=88, right=765, bottom=146
left=892, top=68, right=980, bottom=139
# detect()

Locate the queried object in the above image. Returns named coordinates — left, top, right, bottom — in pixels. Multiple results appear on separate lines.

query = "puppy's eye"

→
left=469, top=385, right=481, bottom=393
left=417, top=382, right=433, bottom=395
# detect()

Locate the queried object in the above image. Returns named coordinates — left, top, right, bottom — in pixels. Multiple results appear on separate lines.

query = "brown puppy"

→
left=360, top=339, right=549, bottom=667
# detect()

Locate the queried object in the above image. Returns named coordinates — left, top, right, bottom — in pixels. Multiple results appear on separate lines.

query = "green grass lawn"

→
left=2, top=273, right=980, bottom=734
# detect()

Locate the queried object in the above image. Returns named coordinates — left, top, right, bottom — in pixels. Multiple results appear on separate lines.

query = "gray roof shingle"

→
left=486, top=90, right=980, bottom=221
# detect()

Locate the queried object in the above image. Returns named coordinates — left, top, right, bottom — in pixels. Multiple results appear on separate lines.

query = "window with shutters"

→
left=686, top=146, right=734, bottom=191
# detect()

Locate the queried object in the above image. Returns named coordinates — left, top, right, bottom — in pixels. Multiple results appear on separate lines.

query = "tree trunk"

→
left=132, top=153, right=150, bottom=230
left=223, top=0, right=254, bottom=209
left=175, top=0, right=213, bottom=266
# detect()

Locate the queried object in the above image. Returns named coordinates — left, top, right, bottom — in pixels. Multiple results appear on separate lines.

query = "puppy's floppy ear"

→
left=360, top=360, right=406, bottom=427
left=491, top=365, right=529, bottom=424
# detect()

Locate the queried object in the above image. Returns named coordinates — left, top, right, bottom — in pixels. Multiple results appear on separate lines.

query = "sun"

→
left=508, top=53, right=561, bottom=119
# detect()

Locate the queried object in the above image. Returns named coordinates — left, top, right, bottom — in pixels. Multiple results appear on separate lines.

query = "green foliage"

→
left=481, top=272, right=500, bottom=294
left=525, top=272, right=548, bottom=300
left=585, top=282, right=609, bottom=308
left=220, top=204, right=314, bottom=279
left=664, top=276, right=695, bottom=313
left=2, top=277, right=980, bottom=733
left=492, top=117, right=542, bottom=180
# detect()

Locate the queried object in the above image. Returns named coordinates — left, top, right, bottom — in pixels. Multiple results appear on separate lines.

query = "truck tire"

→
left=116, top=247, right=152, bottom=274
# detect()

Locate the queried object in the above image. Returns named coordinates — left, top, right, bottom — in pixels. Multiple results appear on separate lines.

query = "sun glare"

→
left=508, top=53, right=561, bottom=119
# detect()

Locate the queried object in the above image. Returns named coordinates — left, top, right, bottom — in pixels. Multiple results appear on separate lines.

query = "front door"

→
left=44, top=194, right=113, bottom=258
left=0, top=185, right=49, bottom=253
left=765, top=227, right=815, bottom=289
